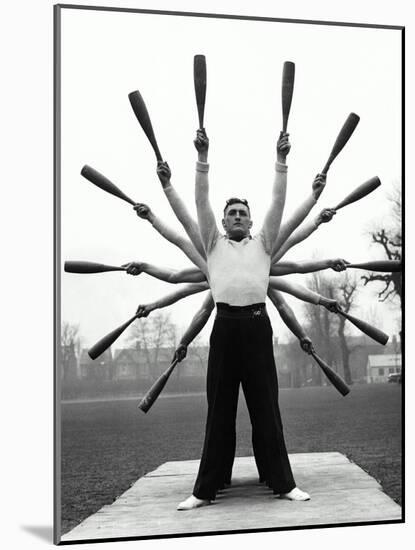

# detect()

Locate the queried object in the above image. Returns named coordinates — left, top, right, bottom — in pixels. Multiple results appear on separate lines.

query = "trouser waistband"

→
left=216, top=302, right=267, bottom=319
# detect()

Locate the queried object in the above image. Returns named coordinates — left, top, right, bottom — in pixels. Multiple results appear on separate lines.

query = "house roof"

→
left=113, top=347, right=176, bottom=363
left=114, top=348, right=145, bottom=362
left=80, top=347, right=112, bottom=366
left=367, top=354, right=401, bottom=368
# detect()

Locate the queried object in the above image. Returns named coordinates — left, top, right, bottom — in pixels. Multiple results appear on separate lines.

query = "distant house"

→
left=366, top=354, right=401, bottom=383
left=79, top=348, right=113, bottom=380
left=272, top=335, right=402, bottom=387
left=112, top=346, right=208, bottom=381
left=349, top=336, right=401, bottom=383
left=113, top=348, right=151, bottom=380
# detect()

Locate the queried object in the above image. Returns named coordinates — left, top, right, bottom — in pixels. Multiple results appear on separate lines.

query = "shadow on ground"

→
left=21, top=525, right=53, bottom=543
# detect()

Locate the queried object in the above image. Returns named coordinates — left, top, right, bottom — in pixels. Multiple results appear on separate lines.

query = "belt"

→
left=216, top=302, right=267, bottom=319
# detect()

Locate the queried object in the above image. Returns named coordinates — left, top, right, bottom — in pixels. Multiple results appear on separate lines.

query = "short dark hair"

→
left=223, top=197, right=251, bottom=216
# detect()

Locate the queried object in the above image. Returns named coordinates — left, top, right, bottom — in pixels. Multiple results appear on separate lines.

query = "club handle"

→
left=338, top=310, right=389, bottom=345
left=194, top=55, right=207, bottom=130
left=281, top=61, right=295, bottom=133
left=346, top=260, right=401, bottom=273
left=321, top=160, right=331, bottom=176
left=138, top=359, right=179, bottom=413
left=88, top=313, right=139, bottom=360
left=321, top=112, right=360, bottom=174
left=128, top=90, right=163, bottom=162
left=333, top=177, right=381, bottom=211
left=64, top=261, right=127, bottom=274
left=310, top=351, right=350, bottom=396
left=81, top=165, right=136, bottom=206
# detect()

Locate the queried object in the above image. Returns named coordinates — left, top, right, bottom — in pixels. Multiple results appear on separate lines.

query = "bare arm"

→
left=180, top=292, right=215, bottom=345
left=123, top=261, right=206, bottom=283
left=271, top=173, right=326, bottom=256
left=269, top=276, right=338, bottom=310
left=272, top=207, right=337, bottom=263
left=270, top=258, right=348, bottom=276
left=267, top=287, right=314, bottom=353
left=260, top=133, right=290, bottom=254
left=269, top=277, right=340, bottom=312
left=157, top=161, right=206, bottom=258
left=194, top=129, right=220, bottom=254
left=136, top=282, right=210, bottom=318
left=133, top=202, right=207, bottom=273
left=174, top=292, right=215, bottom=361
left=269, top=276, right=320, bottom=304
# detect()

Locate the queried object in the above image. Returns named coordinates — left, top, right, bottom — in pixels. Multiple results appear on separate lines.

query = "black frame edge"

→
left=53, top=3, right=62, bottom=546
left=55, top=4, right=404, bottom=30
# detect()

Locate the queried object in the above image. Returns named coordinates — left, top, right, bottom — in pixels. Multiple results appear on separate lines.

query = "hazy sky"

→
left=60, top=8, right=402, bottom=348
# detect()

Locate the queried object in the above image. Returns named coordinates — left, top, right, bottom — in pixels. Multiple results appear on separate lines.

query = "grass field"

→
left=60, top=384, right=402, bottom=535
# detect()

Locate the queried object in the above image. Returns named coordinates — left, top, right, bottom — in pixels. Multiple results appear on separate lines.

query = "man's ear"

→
left=221, top=218, right=226, bottom=230
left=248, top=220, right=253, bottom=229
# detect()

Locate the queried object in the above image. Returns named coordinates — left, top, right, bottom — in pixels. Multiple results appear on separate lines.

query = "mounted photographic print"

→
left=54, top=4, right=404, bottom=545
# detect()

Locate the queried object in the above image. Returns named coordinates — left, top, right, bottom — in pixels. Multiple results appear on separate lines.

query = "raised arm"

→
left=269, top=276, right=339, bottom=310
left=271, top=173, right=326, bottom=256
left=123, top=261, right=206, bottom=283
left=260, top=132, right=290, bottom=254
left=136, top=282, right=210, bottom=318
left=272, top=207, right=337, bottom=264
left=174, top=292, right=215, bottom=361
left=157, top=161, right=206, bottom=259
left=270, top=258, right=348, bottom=276
left=267, top=287, right=314, bottom=353
left=133, top=202, right=207, bottom=273
left=194, top=129, right=220, bottom=254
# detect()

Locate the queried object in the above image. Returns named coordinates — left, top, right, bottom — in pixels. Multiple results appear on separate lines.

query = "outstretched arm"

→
left=157, top=161, right=206, bottom=259
left=194, top=129, right=220, bottom=254
left=271, top=173, right=327, bottom=256
left=136, top=282, right=210, bottom=318
left=270, top=258, right=348, bottom=276
left=174, top=292, right=215, bottom=361
left=272, top=207, right=337, bottom=263
left=269, top=276, right=339, bottom=310
left=267, top=287, right=314, bottom=353
left=260, top=132, right=290, bottom=254
left=133, top=202, right=207, bottom=273
left=123, top=261, right=206, bottom=283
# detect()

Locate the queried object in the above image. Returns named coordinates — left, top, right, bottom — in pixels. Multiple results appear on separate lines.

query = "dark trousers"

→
left=193, top=303, right=296, bottom=500
left=221, top=410, right=267, bottom=485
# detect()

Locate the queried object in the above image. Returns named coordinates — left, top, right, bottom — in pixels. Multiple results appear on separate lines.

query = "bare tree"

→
left=362, top=183, right=402, bottom=350
left=336, top=276, right=359, bottom=385
left=304, top=270, right=369, bottom=384
left=61, top=321, right=81, bottom=381
left=280, top=335, right=309, bottom=388
left=128, top=311, right=177, bottom=381
left=362, top=229, right=402, bottom=304
left=362, top=183, right=402, bottom=307
left=303, top=272, right=340, bottom=385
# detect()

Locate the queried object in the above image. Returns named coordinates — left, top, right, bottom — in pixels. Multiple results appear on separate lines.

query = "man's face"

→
left=222, top=203, right=253, bottom=240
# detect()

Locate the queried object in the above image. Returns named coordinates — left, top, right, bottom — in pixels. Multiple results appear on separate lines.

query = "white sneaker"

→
left=177, top=495, right=211, bottom=511
left=279, top=487, right=310, bottom=501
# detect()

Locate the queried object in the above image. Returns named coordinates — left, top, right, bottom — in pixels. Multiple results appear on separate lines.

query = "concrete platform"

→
left=61, top=452, right=402, bottom=542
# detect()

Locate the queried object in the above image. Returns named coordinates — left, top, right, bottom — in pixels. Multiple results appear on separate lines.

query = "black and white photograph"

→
left=55, top=3, right=403, bottom=546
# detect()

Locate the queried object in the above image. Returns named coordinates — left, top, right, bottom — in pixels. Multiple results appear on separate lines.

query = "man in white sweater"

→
left=178, top=129, right=310, bottom=510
